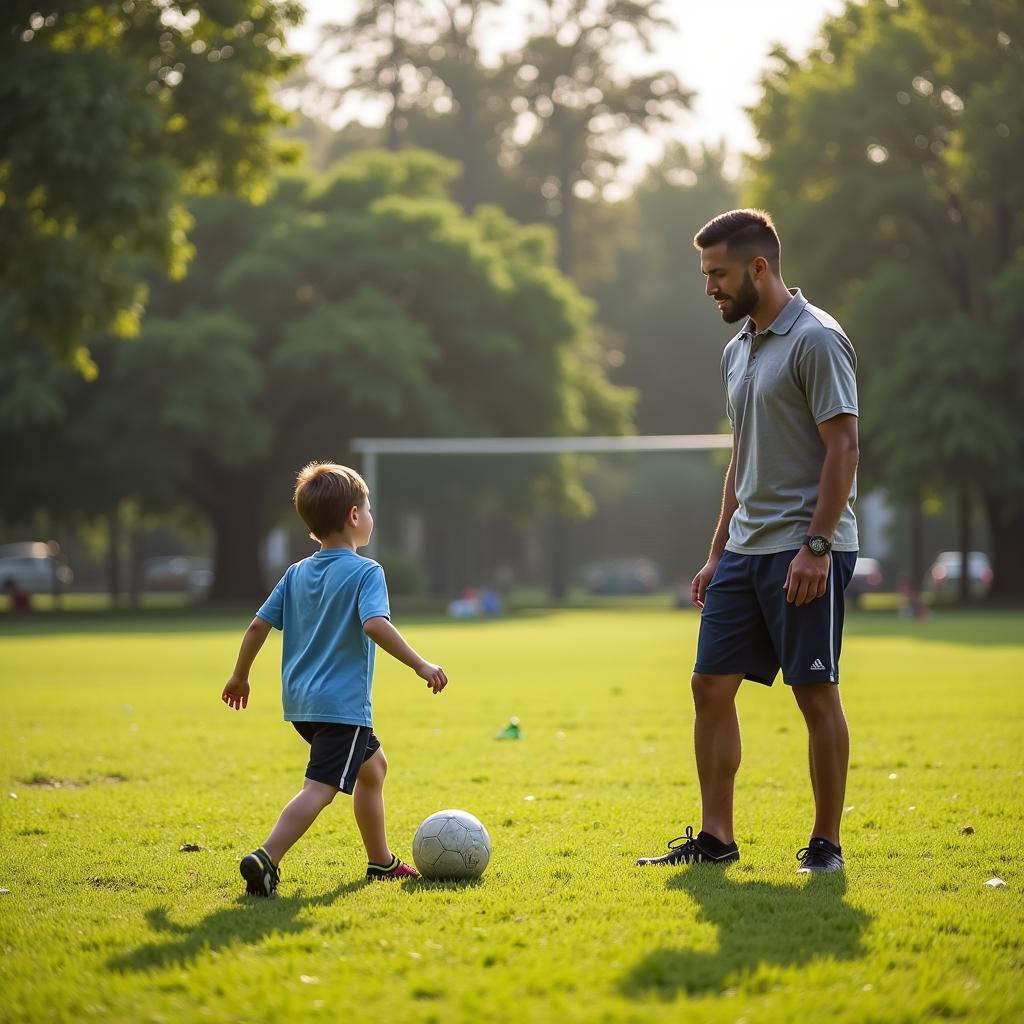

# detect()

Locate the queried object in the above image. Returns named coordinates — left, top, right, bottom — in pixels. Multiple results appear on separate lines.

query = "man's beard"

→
left=720, top=271, right=759, bottom=324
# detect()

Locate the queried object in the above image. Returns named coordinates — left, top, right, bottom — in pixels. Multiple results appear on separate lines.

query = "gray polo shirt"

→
left=722, top=289, right=859, bottom=555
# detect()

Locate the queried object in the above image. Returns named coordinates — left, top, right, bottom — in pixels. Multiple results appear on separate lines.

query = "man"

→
left=638, top=209, right=860, bottom=874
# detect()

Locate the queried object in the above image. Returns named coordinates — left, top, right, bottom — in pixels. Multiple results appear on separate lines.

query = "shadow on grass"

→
left=620, top=868, right=870, bottom=999
left=108, top=879, right=366, bottom=972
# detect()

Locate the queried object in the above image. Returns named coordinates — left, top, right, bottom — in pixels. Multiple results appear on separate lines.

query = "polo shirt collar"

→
left=741, top=288, right=807, bottom=338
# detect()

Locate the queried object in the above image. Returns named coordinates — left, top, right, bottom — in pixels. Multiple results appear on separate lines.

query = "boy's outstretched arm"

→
left=222, top=616, right=273, bottom=710
left=363, top=616, right=448, bottom=693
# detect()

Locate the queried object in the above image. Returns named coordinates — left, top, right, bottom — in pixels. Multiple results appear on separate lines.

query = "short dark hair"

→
left=693, top=208, right=781, bottom=272
left=293, top=462, right=369, bottom=541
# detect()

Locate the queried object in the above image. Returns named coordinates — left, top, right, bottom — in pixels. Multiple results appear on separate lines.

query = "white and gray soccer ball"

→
left=412, top=809, right=491, bottom=880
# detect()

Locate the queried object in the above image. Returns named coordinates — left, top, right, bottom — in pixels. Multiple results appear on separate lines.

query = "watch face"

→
left=808, top=536, right=830, bottom=556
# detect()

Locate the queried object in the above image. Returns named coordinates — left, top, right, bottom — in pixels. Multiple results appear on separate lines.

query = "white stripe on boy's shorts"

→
left=339, top=727, right=362, bottom=790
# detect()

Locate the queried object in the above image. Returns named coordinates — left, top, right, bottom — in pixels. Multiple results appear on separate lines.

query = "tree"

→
left=0, top=0, right=302, bottom=363
left=307, top=1, right=517, bottom=213
left=504, top=0, right=691, bottom=277
left=748, top=0, right=1024, bottom=597
left=589, top=145, right=738, bottom=434
left=2, top=150, right=633, bottom=600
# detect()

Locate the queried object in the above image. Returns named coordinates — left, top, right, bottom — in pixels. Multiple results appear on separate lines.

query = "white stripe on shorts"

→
left=338, top=727, right=362, bottom=790
left=828, top=558, right=836, bottom=682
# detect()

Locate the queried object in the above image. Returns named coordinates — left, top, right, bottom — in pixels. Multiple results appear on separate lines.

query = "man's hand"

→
left=691, top=557, right=720, bottom=610
left=416, top=661, right=448, bottom=694
left=222, top=676, right=250, bottom=710
left=784, top=548, right=830, bottom=606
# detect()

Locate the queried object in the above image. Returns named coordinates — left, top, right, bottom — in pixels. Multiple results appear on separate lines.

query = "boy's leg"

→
left=692, top=672, right=744, bottom=844
left=263, top=778, right=338, bottom=865
left=352, top=747, right=391, bottom=866
left=792, top=684, right=849, bottom=847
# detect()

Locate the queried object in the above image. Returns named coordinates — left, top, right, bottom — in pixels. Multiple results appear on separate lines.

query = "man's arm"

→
left=222, top=616, right=273, bottom=710
left=363, top=616, right=448, bottom=693
left=784, top=413, right=860, bottom=606
left=691, top=439, right=738, bottom=608
left=808, top=413, right=860, bottom=538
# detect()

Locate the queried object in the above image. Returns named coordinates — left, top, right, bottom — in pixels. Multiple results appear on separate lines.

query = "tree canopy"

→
left=1, top=150, right=634, bottom=599
left=0, top=0, right=302, bottom=363
left=748, top=0, right=1024, bottom=595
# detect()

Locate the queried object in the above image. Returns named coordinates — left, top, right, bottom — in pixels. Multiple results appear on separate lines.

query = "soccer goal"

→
left=351, top=434, right=731, bottom=602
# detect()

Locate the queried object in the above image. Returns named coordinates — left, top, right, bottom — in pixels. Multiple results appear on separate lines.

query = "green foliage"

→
left=303, top=2, right=690, bottom=280
left=505, top=0, right=690, bottom=275
left=590, top=146, right=738, bottom=433
left=747, top=0, right=1024, bottom=590
left=0, top=0, right=303, bottom=361
left=0, top=149, right=633, bottom=597
left=1, top=608, right=1023, bottom=1022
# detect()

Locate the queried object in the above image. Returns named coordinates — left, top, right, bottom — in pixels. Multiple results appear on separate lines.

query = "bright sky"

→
left=290, top=0, right=847, bottom=170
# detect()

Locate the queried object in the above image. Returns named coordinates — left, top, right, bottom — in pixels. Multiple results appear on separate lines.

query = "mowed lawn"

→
left=1, top=607, right=1022, bottom=1024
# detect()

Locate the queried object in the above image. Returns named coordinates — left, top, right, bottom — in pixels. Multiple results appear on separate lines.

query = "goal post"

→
left=351, top=435, right=732, bottom=563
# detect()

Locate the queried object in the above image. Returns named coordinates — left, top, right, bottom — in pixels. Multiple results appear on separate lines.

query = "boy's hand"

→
left=222, top=676, right=250, bottom=710
left=416, top=662, right=448, bottom=694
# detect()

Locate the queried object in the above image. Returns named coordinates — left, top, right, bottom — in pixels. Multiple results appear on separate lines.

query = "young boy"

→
left=221, top=462, right=448, bottom=896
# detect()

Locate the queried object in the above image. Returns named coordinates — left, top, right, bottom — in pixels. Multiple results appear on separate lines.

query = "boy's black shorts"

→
left=291, top=722, right=381, bottom=794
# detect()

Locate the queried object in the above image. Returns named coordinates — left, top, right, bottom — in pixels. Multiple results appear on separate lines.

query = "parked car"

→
left=0, top=541, right=73, bottom=594
left=925, top=551, right=993, bottom=600
left=142, top=556, right=213, bottom=595
left=847, top=556, right=885, bottom=606
left=582, top=558, right=660, bottom=595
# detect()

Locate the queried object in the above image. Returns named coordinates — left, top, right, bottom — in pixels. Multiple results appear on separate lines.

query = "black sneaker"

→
left=240, top=847, right=280, bottom=897
left=796, top=837, right=845, bottom=874
left=636, top=826, right=739, bottom=866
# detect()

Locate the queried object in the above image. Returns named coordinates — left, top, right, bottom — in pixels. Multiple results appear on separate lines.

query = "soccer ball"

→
left=412, top=809, right=491, bottom=880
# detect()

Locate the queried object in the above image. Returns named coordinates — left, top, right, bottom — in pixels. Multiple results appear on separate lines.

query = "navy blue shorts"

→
left=292, top=722, right=381, bottom=794
left=695, top=549, right=857, bottom=686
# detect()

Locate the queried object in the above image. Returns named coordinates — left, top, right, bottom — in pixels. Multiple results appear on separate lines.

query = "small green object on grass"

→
left=495, top=716, right=521, bottom=740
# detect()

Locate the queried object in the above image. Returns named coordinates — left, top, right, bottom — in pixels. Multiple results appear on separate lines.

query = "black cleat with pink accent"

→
left=366, top=854, right=419, bottom=881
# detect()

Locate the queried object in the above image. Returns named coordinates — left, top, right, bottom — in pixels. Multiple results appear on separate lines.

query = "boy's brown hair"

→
left=293, top=462, right=369, bottom=541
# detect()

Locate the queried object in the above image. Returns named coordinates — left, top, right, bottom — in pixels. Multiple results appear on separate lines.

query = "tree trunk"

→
left=426, top=514, right=450, bottom=598
left=203, top=475, right=268, bottom=603
left=908, top=495, right=924, bottom=596
left=555, top=110, right=576, bottom=278
left=108, top=507, right=122, bottom=607
left=387, top=81, right=402, bottom=152
left=548, top=514, right=569, bottom=603
left=557, top=179, right=575, bottom=278
left=387, top=4, right=402, bottom=152
left=985, top=498, right=1024, bottom=601
left=456, top=86, right=478, bottom=212
left=957, top=487, right=971, bottom=605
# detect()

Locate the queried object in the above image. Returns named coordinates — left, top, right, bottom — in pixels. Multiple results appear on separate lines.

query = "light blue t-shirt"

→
left=256, top=548, right=391, bottom=726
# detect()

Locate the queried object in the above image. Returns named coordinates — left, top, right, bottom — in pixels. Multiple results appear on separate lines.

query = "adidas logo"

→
left=809, top=658, right=827, bottom=671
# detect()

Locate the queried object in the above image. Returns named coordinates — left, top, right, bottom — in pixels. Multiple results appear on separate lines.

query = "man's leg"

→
left=792, top=683, right=849, bottom=847
left=692, top=672, right=744, bottom=844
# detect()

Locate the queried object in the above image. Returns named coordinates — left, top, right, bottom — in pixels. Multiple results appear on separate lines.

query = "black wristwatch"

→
left=805, top=534, right=832, bottom=556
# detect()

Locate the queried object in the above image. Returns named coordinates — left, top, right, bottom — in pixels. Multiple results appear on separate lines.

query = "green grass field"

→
left=1, top=606, right=1022, bottom=1023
